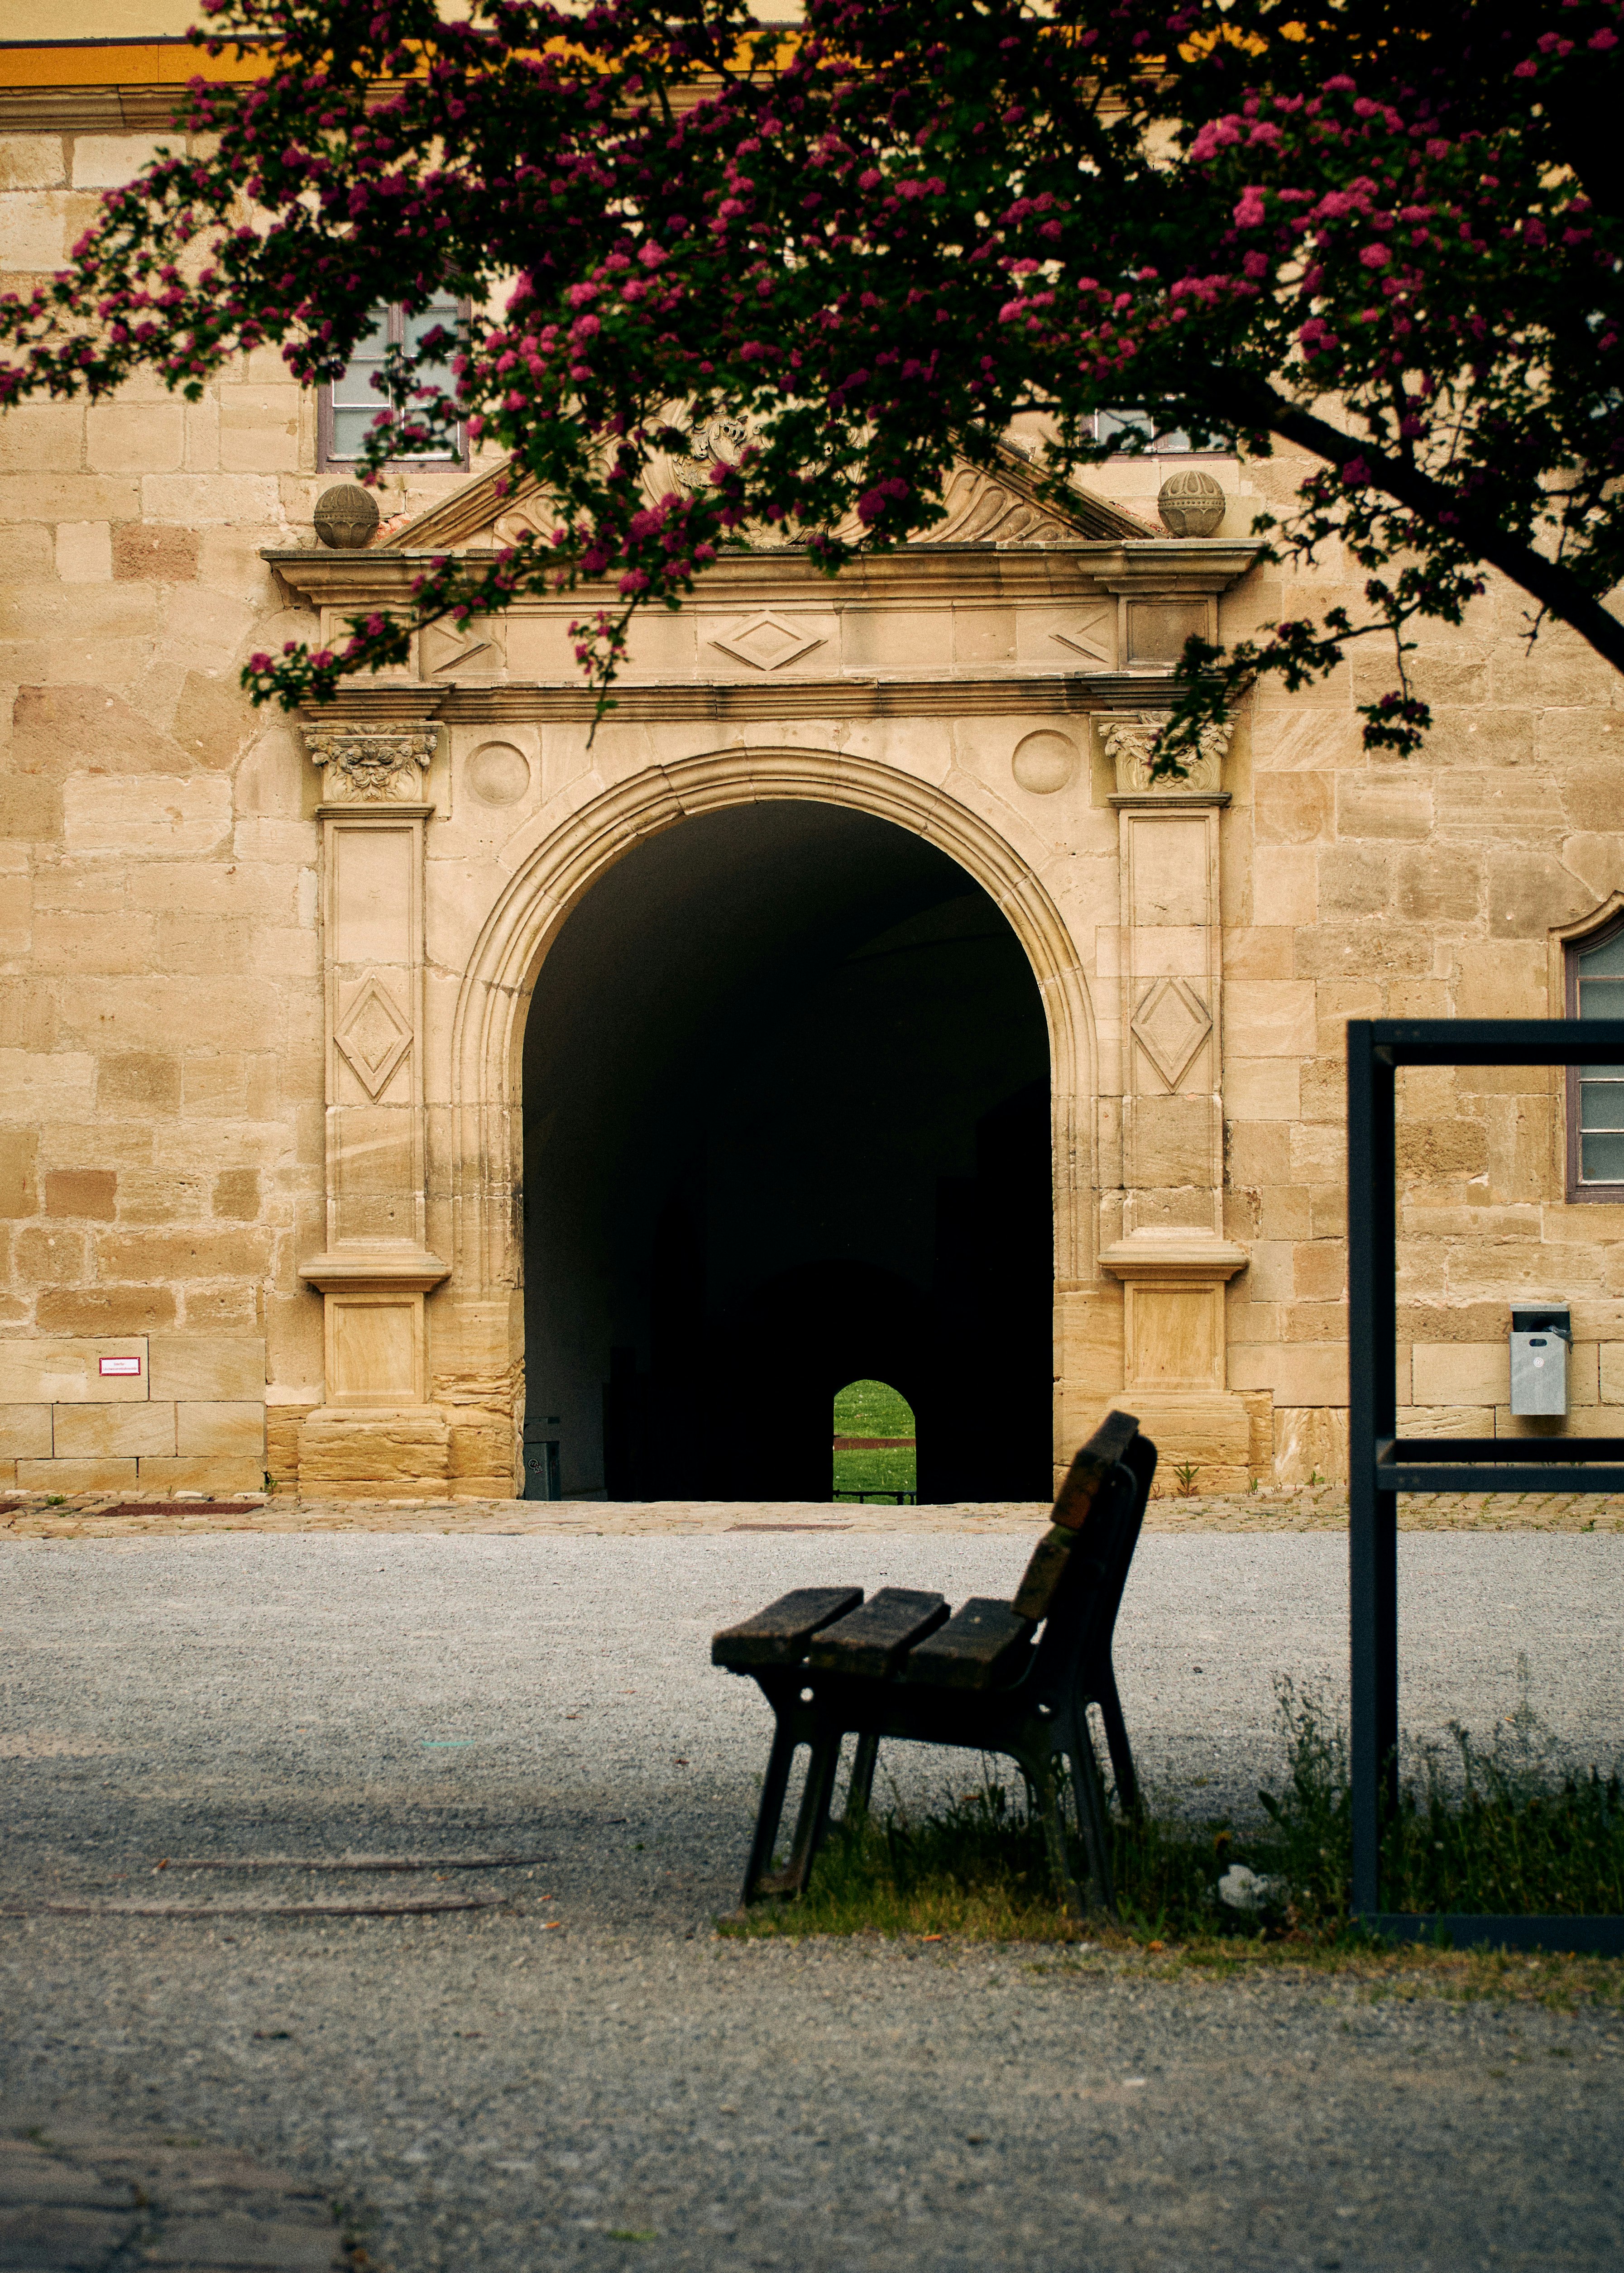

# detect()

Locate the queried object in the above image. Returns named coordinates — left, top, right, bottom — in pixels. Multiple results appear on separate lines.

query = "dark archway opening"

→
left=521, top=800, right=1051, bottom=1502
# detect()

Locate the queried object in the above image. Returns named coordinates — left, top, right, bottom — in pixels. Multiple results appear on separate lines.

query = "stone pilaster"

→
left=297, top=713, right=451, bottom=1495
left=1098, top=713, right=1253, bottom=1489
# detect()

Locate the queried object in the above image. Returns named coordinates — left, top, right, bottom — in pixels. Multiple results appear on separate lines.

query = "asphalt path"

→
left=3, top=1531, right=1622, bottom=2272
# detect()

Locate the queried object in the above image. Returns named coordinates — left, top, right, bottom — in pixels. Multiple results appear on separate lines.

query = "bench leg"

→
left=739, top=1713, right=800, bottom=1907
left=775, top=1724, right=843, bottom=1896
left=1026, top=1754, right=1085, bottom=1920
left=1064, top=1713, right=1117, bottom=1919
left=1096, top=1666, right=1140, bottom=1817
left=845, top=1730, right=881, bottom=1823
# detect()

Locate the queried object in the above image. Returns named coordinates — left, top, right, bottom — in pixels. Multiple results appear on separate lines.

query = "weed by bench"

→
left=720, top=1675, right=1624, bottom=1948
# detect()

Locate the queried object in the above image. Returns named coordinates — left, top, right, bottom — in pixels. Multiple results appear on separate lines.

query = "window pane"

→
left=403, top=296, right=460, bottom=379
left=329, top=405, right=388, bottom=458
left=327, top=306, right=392, bottom=458
left=1087, top=407, right=1137, bottom=445
left=331, top=308, right=388, bottom=403
left=1579, top=929, right=1624, bottom=979
left=1580, top=1080, right=1624, bottom=1130
left=396, top=296, right=459, bottom=456
left=1096, top=407, right=1192, bottom=452
left=1581, top=1130, right=1624, bottom=1182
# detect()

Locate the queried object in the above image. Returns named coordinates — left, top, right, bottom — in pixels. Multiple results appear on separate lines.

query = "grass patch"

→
left=832, top=1376, right=916, bottom=1503
left=722, top=1669, right=1624, bottom=1976
left=832, top=1445, right=918, bottom=1500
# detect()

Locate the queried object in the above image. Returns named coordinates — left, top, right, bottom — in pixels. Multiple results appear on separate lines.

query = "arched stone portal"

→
left=520, top=799, right=1052, bottom=1501
left=441, top=750, right=1099, bottom=1500
left=283, top=464, right=1264, bottom=1504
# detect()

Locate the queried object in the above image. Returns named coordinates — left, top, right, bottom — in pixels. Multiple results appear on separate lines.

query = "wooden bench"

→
left=711, top=1411, right=1156, bottom=1919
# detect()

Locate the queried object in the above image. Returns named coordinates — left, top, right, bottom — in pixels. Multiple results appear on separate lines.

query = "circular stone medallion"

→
left=465, top=741, right=532, bottom=807
left=1011, top=728, right=1081, bottom=795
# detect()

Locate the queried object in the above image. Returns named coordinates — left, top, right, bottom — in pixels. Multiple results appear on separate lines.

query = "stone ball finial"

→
left=1157, top=467, right=1226, bottom=539
left=313, top=483, right=382, bottom=550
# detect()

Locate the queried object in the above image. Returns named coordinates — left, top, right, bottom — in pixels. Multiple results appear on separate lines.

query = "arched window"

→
left=832, top=1379, right=917, bottom=1506
left=1566, top=910, right=1624, bottom=1200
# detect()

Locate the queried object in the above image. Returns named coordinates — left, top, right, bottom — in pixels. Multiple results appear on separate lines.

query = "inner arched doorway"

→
left=518, top=799, right=1053, bottom=1501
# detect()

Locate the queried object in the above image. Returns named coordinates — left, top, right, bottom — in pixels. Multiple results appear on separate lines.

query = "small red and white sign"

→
left=99, top=1355, right=141, bottom=1378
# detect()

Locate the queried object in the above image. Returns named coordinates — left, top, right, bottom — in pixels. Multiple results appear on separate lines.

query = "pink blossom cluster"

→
left=2, top=0, right=1621, bottom=746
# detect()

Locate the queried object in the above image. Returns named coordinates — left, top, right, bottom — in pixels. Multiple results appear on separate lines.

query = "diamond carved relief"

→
left=335, top=974, right=413, bottom=1100
left=421, top=615, right=507, bottom=679
left=1049, top=606, right=1115, bottom=664
left=707, top=610, right=826, bottom=671
left=1131, top=976, right=1212, bottom=1091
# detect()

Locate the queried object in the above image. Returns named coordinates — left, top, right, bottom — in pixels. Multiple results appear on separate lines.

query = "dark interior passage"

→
left=521, top=800, right=1052, bottom=1501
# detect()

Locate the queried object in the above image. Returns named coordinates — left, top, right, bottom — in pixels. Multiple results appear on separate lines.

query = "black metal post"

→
left=1342, top=1018, right=1624, bottom=1942
left=1346, top=1024, right=1397, bottom=1914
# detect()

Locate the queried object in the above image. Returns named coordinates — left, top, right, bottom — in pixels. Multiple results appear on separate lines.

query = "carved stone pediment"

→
left=369, top=431, right=1155, bottom=560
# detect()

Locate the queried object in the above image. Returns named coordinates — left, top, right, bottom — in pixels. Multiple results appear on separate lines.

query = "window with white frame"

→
left=318, top=296, right=465, bottom=469
left=1566, top=912, right=1624, bottom=1199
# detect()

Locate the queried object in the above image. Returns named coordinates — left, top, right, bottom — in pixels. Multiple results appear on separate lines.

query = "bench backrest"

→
left=1011, top=1411, right=1144, bottom=1618
left=1016, top=1413, right=1155, bottom=1699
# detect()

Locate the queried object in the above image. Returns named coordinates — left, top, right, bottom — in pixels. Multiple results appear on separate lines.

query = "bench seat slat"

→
left=711, top=1586, right=864, bottom=1670
left=807, top=1587, right=948, bottom=1680
left=900, top=1598, right=1034, bottom=1691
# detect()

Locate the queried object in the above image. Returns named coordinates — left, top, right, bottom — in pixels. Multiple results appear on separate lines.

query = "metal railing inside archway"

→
left=1347, top=1018, right=1624, bottom=1953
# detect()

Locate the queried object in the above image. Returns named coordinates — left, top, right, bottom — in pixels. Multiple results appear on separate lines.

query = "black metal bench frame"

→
left=713, top=1415, right=1157, bottom=1919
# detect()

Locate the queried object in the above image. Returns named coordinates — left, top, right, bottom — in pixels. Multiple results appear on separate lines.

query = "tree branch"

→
left=1220, top=377, right=1624, bottom=680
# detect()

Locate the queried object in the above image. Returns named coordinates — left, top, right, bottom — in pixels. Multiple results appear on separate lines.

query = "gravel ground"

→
left=4, top=1532, right=1623, bottom=2272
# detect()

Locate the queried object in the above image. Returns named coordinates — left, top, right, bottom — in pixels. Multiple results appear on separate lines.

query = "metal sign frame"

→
left=1347, top=1018, right=1624, bottom=1951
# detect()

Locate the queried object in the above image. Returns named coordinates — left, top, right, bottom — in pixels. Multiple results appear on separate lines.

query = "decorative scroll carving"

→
left=670, top=412, right=753, bottom=494
left=302, top=724, right=438, bottom=803
left=928, top=462, right=1076, bottom=547
left=490, top=491, right=553, bottom=548
left=1102, top=712, right=1231, bottom=794
left=664, top=413, right=805, bottom=550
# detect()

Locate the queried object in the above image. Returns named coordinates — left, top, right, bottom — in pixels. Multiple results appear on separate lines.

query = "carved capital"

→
left=302, top=723, right=439, bottom=803
left=1102, top=712, right=1231, bottom=795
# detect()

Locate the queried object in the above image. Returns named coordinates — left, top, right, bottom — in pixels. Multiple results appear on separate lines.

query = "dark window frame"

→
left=316, top=298, right=470, bottom=473
left=1565, top=906, right=1624, bottom=1201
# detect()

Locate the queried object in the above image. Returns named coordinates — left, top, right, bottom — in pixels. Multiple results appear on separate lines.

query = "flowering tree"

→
left=5, top=0, right=1622, bottom=763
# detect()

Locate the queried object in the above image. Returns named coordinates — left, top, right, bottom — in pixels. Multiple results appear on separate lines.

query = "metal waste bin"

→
left=1509, top=1304, right=1570, bottom=1417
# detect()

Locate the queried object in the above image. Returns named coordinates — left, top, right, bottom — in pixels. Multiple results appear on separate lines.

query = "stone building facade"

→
left=3, top=44, right=1623, bottom=1503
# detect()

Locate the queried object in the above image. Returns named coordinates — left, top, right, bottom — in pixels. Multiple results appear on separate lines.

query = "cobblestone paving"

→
left=0, top=2096, right=344, bottom=2270
left=4, top=1486, right=1623, bottom=1538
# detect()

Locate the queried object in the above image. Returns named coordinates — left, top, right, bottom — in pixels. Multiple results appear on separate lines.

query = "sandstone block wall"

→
left=3, top=109, right=1623, bottom=1500
left=1215, top=498, right=1624, bottom=1483
left=0, top=124, right=474, bottom=1498
left=0, top=1330, right=266, bottom=1493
